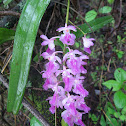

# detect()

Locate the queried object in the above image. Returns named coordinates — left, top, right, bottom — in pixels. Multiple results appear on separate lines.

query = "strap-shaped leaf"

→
left=74, top=16, right=114, bottom=38
left=7, top=0, right=50, bottom=114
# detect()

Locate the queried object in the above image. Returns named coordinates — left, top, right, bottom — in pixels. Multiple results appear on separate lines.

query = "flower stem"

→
left=63, top=0, right=70, bottom=65
left=69, top=20, right=86, bottom=35
left=65, top=0, right=70, bottom=25
left=55, top=93, right=57, bottom=126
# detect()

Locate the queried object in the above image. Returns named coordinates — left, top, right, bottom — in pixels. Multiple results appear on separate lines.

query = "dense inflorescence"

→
left=40, top=24, right=95, bottom=126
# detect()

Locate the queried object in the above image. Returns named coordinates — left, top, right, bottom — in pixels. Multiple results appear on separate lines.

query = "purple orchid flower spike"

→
left=57, top=24, right=77, bottom=45
left=82, top=35, right=95, bottom=54
left=40, top=35, right=59, bottom=50
left=40, top=24, right=93, bottom=126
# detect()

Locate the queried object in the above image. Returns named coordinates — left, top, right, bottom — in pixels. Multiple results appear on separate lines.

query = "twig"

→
left=108, top=0, right=122, bottom=39
left=96, top=0, right=102, bottom=10
left=0, top=45, right=13, bottom=55
left=98, top=46, right=104, bottom=104
left=107, top=58, right=111, bottom=73
left=0, top=11, right=20, bottom=17
left=45, top=3, right=56, bottom=35
left=95, top=88, right=113, bottom=126
left=0, top=74, right=50, bottom=126
left=26, top=87, right=53, bottom=93
left=102, top=109, right=114, bottom=126
left=115, top=0, right=122, bottom=29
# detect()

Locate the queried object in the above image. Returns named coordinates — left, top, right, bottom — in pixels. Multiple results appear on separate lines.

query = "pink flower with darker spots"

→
left=57, top=24, right=77, bottom=45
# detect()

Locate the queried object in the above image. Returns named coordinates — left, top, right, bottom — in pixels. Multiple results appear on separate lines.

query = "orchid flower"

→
left=41, top=51, right=62, bottom=64
left=82, top=35, right=95, bottom=54
left=40, top=35, right=59, bottom=50
left=40, top=23, right=94, bottom=126
left=57, top=24, right=77, bottom=45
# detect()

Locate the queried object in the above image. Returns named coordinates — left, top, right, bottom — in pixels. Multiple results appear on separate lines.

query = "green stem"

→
left=55, top=93, right=57, bottom=126
left=69, top=20, right=86, bottom=35
left=65, top=0, right=70, bottom=25
left=63, top=0, right=70, bottom=65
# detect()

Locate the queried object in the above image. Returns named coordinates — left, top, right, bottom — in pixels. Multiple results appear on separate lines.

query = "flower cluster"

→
left=40, top=24, right=95, bottom=126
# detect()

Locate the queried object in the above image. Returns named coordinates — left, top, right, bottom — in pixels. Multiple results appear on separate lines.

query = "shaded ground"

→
left=0, top=0, right=126, bottom=126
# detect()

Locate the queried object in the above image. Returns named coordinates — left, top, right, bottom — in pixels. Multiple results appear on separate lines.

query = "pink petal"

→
left=41, top=52, right=49, bottom=59
left=67, top=25, right=77, bottom=32
left=57, top=26, right=66, bottom=32
left=46, top=47, right=55, bottom=54
left=73, top=84, right=89, bottom=97
left=48, top=41, right=55, bottom=50
left=84, top=40, right=94, bottom=48
left=84, top=47, right=91, bottom=54
left=54, top=56, right=61, bottom=64
left=80, top=55, right=89, bottom=59
left=41, top=41, right=49, bottom=46
left=40, top=35, right=48, bottom=40
left=63, top=77, right=73, bottom=91
left=73, top=50, right=82, bottom=55
left=82, top=37, right=95, bottom=48
left=43, top=79, right=50, bottom=90
left=49, top=105, right=55, bottom=114
left=80, top=66, right=87, bottom=74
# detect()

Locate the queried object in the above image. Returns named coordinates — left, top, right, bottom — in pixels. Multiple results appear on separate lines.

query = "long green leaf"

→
left=74, top=16, right=114, bottom=38
left=30, top=116, right=43, bottom=126
left=7, top=0, right=50, bottom=114
left=0, top=28, right=15, bottom=44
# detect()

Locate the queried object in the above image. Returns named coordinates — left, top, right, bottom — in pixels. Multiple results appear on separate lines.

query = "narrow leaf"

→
left=74, top=16, right=114, bottom=38
left=0, top=28, right=15, bottom=44
left=7, top=0, right=50, bottom=114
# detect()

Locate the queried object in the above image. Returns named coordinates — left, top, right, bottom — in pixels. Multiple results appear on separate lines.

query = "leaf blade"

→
left=102, top=80, right=122, bottom=91
left=85, top=10, right=97, bottom=22
left=74, top=16, right=114, bottom=38
left=114, top=91, right=126, bottom=108
left=7, top=0, right=50, bottom=114
left=114, top=68, right=126, bottom=83
left=99, top=6, right=112, bottom=14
